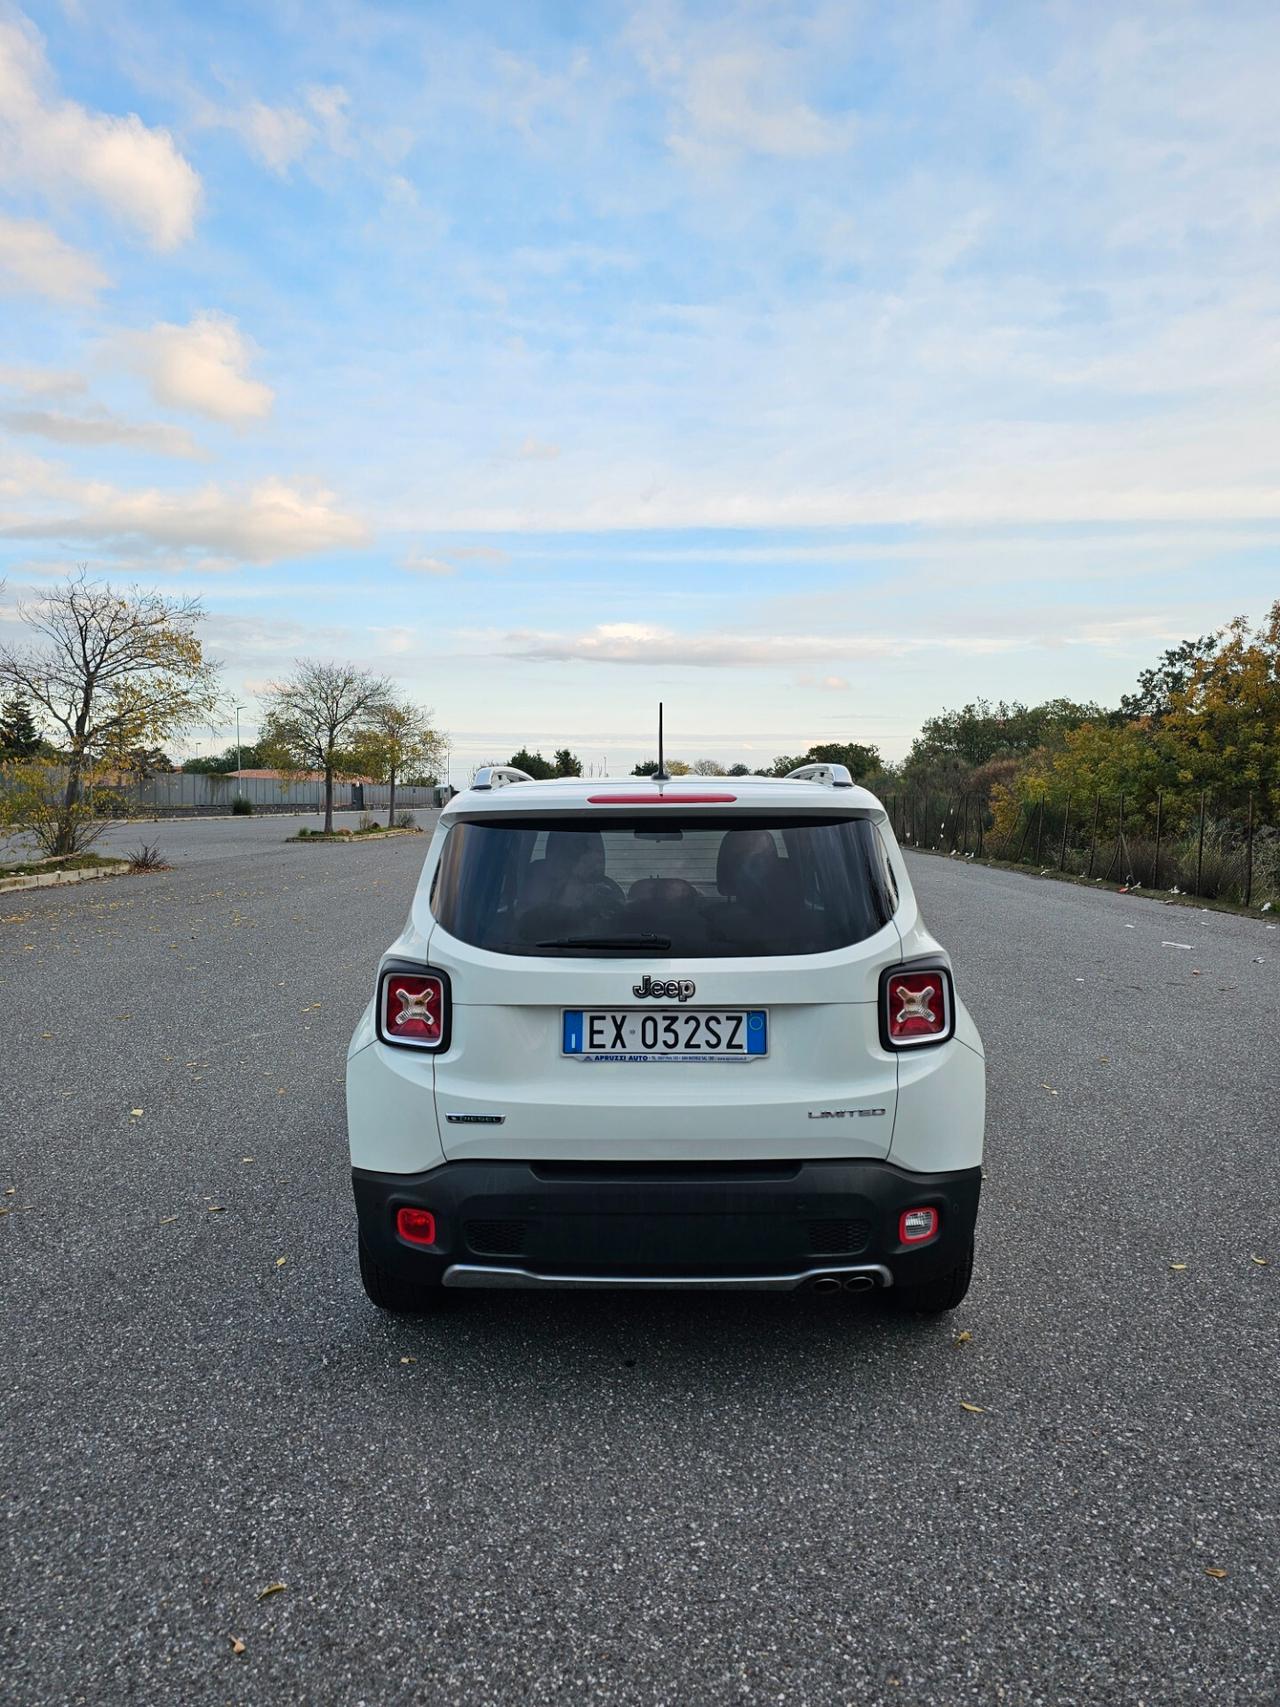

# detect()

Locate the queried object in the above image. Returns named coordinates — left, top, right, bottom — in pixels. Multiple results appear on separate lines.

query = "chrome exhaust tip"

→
left=811, top=1275, right=844, bottom=1294
left=843, top=1274, right=876, bottom=1293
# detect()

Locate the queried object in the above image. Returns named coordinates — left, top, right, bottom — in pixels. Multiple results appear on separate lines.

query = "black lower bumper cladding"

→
left=352, top=1157, right=981, bottom=1289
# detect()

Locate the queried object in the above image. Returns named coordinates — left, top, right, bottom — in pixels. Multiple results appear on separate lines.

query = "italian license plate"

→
left=562, top=1009, right=768, bottom=1062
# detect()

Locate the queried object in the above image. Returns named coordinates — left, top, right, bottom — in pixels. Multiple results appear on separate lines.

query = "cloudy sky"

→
left=1, top=0, right=1277, bottom=777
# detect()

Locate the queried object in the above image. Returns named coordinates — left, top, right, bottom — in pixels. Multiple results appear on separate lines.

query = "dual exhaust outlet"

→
left=812, top=1272, right=879, bottom=1294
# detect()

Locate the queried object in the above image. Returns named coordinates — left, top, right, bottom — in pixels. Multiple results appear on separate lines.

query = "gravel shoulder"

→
left=1, top=833, right=1276, bottom=1705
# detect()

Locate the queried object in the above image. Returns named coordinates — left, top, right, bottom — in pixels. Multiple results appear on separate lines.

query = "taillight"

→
left=899, top=1207, right=939, bottom=1244
left=378, top=968, right=450, bottom=1051
left=396, top=1206, right=437, bottom=1245
left=881, top=966, right=953, bottom=1049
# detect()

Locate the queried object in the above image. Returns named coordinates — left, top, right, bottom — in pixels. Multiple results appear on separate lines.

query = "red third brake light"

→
left=586, top=792, right=737, bottom=804
left=882, top=968, right=953, bottom=1048
left=379, top=970, right=448, bottom=1050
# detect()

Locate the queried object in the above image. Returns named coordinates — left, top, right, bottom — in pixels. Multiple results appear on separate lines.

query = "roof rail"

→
left=784, top=762, right=855, bottom=789
left=470, top=765, right=535, bottom=791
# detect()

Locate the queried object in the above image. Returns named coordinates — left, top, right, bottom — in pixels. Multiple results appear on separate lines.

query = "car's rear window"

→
left=430, top=814, right=896, bottom=957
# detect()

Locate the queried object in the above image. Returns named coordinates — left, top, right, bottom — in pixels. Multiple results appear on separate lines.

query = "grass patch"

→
left=0, top=851, right=128, bottom=880
left=288, top=823, right=422, bottom=842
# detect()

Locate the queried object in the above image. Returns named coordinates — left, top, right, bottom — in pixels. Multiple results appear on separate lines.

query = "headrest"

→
left=716, top=829, right=781, bottom=895
left=543, top=830, right=606, bottom=877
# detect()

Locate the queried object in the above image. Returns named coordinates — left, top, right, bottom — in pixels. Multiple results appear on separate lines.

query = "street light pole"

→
left=233, top=704, right=244, bottom=780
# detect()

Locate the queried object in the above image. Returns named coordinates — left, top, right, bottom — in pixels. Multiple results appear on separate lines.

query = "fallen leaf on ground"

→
left=954, top=1330, right=973, bottom=1344
left=276, top=1256, right=286, bottom=1267
left=1170, top=1262, right=1188, bottom=1271
left=1251, top=1256, right=1270, bottom=1267
left=1204, top=1566, right=1228, bottom=1580
left=159, top=1216, right=178, bottom=1225
left=257, top=1582, right=287, bottom=1601
left=242, top=1157, right=255, bottom=1164
left=959, top=1401, right=985, bottom=1413
left=208, top=1205, right=226, bottom=1214
left=400, top=1356, right=417, bottom=1364
left=130, top=1108, right=144, bottom=1117
left=230, top=1637, right=246, bottom=1655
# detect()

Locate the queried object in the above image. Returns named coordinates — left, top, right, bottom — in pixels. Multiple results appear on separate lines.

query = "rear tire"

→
left=358, top=1238, right=445, bottom=1314
left=891, top=1241, right=974, bottom=1315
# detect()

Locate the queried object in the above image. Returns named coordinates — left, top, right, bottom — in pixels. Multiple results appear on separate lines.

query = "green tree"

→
left=905, top=700, right=1099, bottom=773
left=1161, top=603, right=1280, bottom=815
left=0, top=693, right=42, bottom=758
left=509, top=748, right=557, bottom=779
left=552, top=747, right=583, bottom=777
left=357, top=699, right=443, bottom=824
left=260, top=661, right=392, bottom=833
left=183, top=739, right=270, bottom=774
left=726, top=763, right=752, bottom=776
left=0, top=570, right=221, bottom=854
left=631, top=757, right=691, bottom=776
left=771, top=741, right=881, bottom=779
left=1119, top=634, right=1221, bottom=724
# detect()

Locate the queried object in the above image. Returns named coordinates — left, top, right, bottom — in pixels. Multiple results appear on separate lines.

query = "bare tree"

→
left=691, top=757, right=727, bottom=775
left=259, top=661, right=392, bottom=832
left=0, top=569, right=221, bottom=855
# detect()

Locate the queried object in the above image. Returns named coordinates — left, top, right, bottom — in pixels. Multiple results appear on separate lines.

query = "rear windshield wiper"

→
left=535, top=933, right=673, bottom=952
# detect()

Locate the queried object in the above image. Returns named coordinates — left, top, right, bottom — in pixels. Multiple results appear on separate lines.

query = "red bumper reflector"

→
left=899, top=1207, right=939, bottom=1244
left=396, top=1206, right=437, bottom=1246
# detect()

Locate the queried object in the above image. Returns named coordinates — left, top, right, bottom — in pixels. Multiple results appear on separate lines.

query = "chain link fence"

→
left=888, top=789, right=1278, bottom=909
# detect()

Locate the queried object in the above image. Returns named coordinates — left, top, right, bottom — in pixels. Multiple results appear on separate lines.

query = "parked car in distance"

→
left=347, top=763, right=985, bottom=1313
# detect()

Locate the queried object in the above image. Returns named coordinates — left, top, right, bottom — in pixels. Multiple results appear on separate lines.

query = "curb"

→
left=0, top=864, right=129, bottom=895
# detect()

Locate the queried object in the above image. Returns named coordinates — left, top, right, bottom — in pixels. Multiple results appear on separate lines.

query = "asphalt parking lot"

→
left=1, top=824, right=1277, bottom=1705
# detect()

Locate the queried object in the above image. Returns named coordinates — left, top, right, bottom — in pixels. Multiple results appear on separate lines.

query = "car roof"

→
left=443, top=773, right=886, bottom=818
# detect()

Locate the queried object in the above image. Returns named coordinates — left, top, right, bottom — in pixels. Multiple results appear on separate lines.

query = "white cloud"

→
left=122, top=312, right=274, bottom=424
left=515, top=435, right=561, bottom=461
left=502, top=621, right=1022, bottom=668
left=0, top=13, right=201, bottom=249
left=216, top=84, right=350, bottom=175
left=629, top=4, right=856, bottom=166
left=0, top=364, right=86, bottom=398
left=0, top=213, right=107, bottom=301
left=1, top=404, right=202, bottom=458
left=239, top=100, right=314, bottom=173
left=402, top=550, right=457, bottom=575
left=0, top=461, right=367, bottom=563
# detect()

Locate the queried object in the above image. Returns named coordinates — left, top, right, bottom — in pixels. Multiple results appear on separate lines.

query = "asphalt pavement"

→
left=1, top=826, right=1277, bottom=1705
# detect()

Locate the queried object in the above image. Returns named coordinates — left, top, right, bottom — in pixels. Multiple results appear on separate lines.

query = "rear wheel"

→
left=891, top=1241, right=974, bottom=1315
left=358, top=1238, right=446, bottom=1314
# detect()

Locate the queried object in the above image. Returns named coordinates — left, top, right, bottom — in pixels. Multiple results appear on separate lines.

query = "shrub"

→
left=394, top=810, right=416, bottom=829
left=127, top=842, right=169, bottom=873
left=231, top=796, right=253, bottom=815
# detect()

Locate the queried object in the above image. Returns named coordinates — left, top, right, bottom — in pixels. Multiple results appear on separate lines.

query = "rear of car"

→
left=347, top=772, right=984, bottom=1313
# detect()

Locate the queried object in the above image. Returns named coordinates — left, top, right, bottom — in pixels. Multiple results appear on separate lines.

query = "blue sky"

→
left=2, top=0, right=1278, bottom=778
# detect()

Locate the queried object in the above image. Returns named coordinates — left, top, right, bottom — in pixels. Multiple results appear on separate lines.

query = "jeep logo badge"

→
left=633, top=975, right=695, bottom=1001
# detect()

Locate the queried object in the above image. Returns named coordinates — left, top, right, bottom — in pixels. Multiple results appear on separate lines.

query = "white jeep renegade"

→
left=346, top=763, right=985, bottom=1314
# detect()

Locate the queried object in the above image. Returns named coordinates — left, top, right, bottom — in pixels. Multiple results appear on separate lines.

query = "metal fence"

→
left=121, top=776, right=441, bottom=816
left=888, top=789, right=1278, bottom=908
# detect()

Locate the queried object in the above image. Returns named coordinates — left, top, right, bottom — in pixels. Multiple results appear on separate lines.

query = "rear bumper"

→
left=352, top=1157, right=981, bottom=1291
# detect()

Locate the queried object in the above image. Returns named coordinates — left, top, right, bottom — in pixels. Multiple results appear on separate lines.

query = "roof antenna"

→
left=654, top=701, right=670, bottom=782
